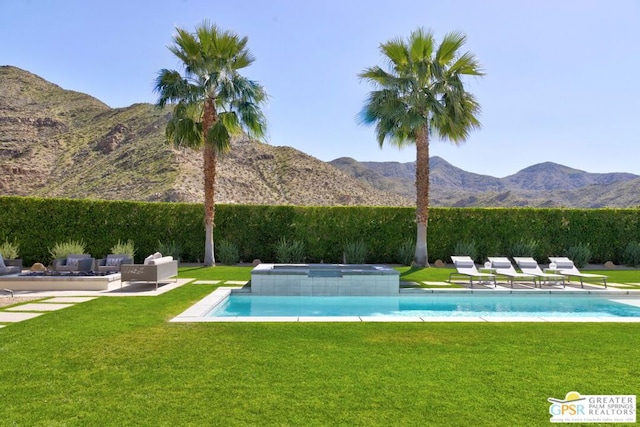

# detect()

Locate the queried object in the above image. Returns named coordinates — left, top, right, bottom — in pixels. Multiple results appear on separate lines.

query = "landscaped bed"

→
left=1, top=266, right=639, bottom=426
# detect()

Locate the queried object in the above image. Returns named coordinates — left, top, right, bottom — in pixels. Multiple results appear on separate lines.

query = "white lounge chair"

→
left=488, top=257, right=536, bottom=288
left=513, top=257, right=565, bottom=287
left=450, top=256, right=496, bottom=287
left=548, top=257, right=607, bottom=288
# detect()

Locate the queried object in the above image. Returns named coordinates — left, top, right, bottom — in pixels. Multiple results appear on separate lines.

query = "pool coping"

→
left=169, top=287, right=640, bottom=323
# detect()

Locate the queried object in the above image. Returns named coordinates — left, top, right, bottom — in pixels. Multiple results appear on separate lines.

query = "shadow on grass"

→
left=399, top=266, right=428, bottom=278
left=179, top=266, right=210, bottom=273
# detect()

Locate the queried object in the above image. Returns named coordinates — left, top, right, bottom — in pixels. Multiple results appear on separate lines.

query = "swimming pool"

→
left=205, top=294, right=640, bottom=318
left=169, top=288, right=640, bottom=322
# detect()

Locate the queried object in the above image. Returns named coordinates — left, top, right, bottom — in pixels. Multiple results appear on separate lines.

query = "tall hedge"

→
left=0, top=196, right=639, bottom=265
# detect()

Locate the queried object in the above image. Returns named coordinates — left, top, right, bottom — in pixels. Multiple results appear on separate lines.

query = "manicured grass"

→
left=2, top=267, right=640, bottom=425
left=179, top=265, right=252, bottom=282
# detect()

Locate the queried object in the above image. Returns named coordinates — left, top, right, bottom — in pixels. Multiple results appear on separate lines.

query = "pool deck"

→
left=170, top=286, right=640, bottom=323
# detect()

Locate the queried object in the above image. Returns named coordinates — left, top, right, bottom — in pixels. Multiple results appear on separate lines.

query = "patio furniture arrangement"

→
left=96, top=254, right=134, bottom=273
left=52, top=254, right=95, bottom=273
left=513, top=257, right=565, bottom=287
left=548, top=257, right=607, bottom=288
left=0, top=254, right=21, bottom=275
left=449, top=256, right=497, bottom=287
left=120, top=252, right=178, bottom=290
left=488, top=257, right=536, bottom=287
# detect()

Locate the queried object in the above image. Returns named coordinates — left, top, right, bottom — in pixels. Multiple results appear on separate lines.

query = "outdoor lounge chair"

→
left=449, top=256, right=497, bottom=287
left=513, top=257, right=565, bottom=287
left=120, top=252, right=178, bottom=290
left=488, top=257, right=536, bottom=288
left=548, top=257, right=607, bottom=288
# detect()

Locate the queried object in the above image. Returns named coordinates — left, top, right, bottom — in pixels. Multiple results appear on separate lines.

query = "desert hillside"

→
left=0, top=66, right=410, bottom=206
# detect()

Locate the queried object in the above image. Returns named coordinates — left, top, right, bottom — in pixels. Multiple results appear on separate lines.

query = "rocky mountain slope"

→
left=0, top=66, right=410, bottom=206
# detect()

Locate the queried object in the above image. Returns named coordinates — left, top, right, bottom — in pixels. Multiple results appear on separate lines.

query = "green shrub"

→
left=4, top=196, right=640, bottom=265
left=622, top=242, right=640, bottom=267
left=397, top=239, right=415, bottom=266
left=0, top=239, right=20, bottom=260
left=566, top=243, right=591, bottom=268
left=344, top=240, right=367, bottom=264
left=275, top=238, right=305, bottom=263
left=110, top=239, right=135, bottom=258
left=216, top=240, right=240, bottom=265
left=508, top=238, right=539, bottom=258
left=453, top=241, right=477, bottom=263
left=157, top=240, right=183, bottom=261
left=49, top=239, right=86, bottom=262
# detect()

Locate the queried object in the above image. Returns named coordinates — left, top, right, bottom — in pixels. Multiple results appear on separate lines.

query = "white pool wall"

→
left=250, top=263, right=400, bottom=295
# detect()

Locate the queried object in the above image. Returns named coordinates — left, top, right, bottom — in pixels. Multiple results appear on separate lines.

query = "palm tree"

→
left=154, top=21, right=267, bottom=266
left=359, top=28, right=484, bottom=267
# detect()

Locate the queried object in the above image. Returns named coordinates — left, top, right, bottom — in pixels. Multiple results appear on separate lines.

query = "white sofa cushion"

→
left=148, top=256, right=174, bottom=265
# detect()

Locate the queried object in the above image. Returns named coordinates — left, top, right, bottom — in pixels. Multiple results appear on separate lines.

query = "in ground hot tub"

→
left=250, top=264, right=400, bottom=296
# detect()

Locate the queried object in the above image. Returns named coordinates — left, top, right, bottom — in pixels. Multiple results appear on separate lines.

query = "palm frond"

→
left=166, top=102, right=203, bottom=149
left=380, top=39, right=409, bottom=70
left=154, top=69, right=200, bottom=107
left=206, top=121, right=232, bottom=154
left=447, top=51, right=485, bottom=77
left=409, top=28, right=435, bottom=63
left=436, top=31, right=467, bottom=65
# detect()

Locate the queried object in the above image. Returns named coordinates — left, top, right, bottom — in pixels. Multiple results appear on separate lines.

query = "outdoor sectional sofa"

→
left=96, top=254, right=134, bottom=273
left=52, top=254, right=95, bottom=273
left=120, top=253, right=178, bottom=290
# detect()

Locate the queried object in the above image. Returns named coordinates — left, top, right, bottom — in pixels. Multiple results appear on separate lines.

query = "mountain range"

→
left=329, top=157, right=640, bottom=207
left=2, top=65, right=639, bottom=208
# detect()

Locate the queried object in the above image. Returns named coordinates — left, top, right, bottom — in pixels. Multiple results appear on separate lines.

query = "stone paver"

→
left=225, top=281, right=248, bottom=285
left=0, top=324, right=5, bottom=329
left=42, top=297, right=97, bottom=303
left=6, top=303, right=73, bottom=312
left=192, top=280, right=221, bottom=285
left=0, top=312, right=44, bottom=322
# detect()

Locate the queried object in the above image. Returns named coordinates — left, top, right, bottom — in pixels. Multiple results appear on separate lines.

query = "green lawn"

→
left=1, top=267, right=639, bottom=426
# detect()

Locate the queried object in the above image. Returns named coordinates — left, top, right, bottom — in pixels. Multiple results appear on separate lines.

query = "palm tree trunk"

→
left=203, top=99, right=217, bottom=266
left=414, top=127, right=430, bottom=267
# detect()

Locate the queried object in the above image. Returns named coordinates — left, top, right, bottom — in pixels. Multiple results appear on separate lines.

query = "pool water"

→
left=207, top=294, right=640, bottom=318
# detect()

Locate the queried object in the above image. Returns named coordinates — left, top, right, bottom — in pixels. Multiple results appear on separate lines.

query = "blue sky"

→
left=2, top=0, right=638, bottom=177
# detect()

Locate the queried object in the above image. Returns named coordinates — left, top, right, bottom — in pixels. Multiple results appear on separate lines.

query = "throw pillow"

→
left=66, top=257, right=80, bottom=267
left=106, top=256, right=121, bottom=267
left=144, top=254, right=154, bottom=265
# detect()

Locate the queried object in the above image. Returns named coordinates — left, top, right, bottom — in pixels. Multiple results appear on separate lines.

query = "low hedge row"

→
left=1, top=196, right=639, bottom=265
